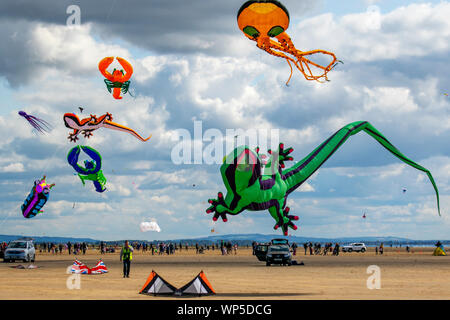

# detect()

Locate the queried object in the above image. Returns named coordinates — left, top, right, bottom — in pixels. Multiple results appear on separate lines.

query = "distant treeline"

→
left=1, top=234, right=448, bottom=247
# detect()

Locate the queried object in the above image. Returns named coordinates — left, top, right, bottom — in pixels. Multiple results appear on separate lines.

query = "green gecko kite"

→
left=206, top=121, right=441, bottom=235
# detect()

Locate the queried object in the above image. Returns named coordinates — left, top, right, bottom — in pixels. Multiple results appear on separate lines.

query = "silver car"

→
left=3, top=240, right=36, bottom=263
left=342, top=243, right=367, bottom=253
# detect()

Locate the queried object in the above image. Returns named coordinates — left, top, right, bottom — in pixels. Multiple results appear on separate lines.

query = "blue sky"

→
left=0, top=0, right=448, bottom=241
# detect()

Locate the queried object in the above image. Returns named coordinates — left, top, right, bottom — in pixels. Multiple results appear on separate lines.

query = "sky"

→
left=0, top=0, right=448, bottom=241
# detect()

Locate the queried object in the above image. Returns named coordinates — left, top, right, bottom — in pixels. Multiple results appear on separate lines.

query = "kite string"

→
left=105, top=0, right=117, bottom=23
left=38, top=141, right=67, bottom=179
left=0, top=203, right=22, bottom=229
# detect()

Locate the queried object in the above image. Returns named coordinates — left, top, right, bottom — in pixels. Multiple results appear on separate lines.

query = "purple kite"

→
left=18, top=111, right=52, bottom=134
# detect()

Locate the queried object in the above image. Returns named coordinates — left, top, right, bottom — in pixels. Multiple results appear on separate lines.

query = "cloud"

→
left=1, top=162, right=25, bottom=173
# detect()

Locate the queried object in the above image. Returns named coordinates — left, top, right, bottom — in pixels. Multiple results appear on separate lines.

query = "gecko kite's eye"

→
left=243, top=26, right=260, bottom=38
left=43, top=187, right=50, bottom=194
left=268, top=26, right=284, bottom=37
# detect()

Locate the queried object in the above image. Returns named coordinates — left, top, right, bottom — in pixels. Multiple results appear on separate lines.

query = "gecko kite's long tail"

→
left=102, top=120, right=151, bottom=142
left=283, top=121, right=440, bottom=216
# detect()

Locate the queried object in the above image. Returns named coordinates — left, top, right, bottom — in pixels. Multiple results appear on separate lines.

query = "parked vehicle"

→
left=266, top=244, right=292, bottom=266
left=342, top=243, right=367, bottom=253
left=3, top=239, right=36, bottom=263
left=271, top=238, right=289, bottom=246
left=255, top=243, right=269, bottom=261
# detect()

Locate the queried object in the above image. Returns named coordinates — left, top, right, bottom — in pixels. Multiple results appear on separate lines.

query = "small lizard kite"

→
left=63, top=112, right=151, bottom=142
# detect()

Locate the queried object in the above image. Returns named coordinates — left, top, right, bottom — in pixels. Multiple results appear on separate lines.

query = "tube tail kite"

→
left=206, top=120, right=440, bottom=235
left=21, top=176, right=55, bottom=219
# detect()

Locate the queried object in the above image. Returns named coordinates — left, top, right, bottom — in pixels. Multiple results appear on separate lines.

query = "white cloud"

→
left=293, top=3, right=450, bottom=62
left=1, top=162, right=25, bottom=172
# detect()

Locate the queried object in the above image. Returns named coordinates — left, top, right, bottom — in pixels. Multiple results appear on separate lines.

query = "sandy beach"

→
left=1, top=247, right=449, bottom=300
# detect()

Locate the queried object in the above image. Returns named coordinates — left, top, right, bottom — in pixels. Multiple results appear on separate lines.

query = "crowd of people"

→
left=300, top=242, right=341, bottom=256
left=23, top=241, right=247, bottom=256
left=35, top=242, right=89, bottom=255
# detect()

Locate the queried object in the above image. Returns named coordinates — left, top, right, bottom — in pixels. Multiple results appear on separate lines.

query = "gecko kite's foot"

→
left=89, top=114, right=98, bottom=123
left=83, top=130, right=93, bottom=138
left=206, top=192, right=229, bottom=222
left=268, top=143, right=294, bottom=168
left=68, top=134, right=79, bottom=142
left=273, top=207, right=299, bottom=236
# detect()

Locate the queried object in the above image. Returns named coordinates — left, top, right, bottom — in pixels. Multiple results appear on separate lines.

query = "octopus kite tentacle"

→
left=18, top=111, right=52, bottom=134
left=206, top=121, right=441, bottom=235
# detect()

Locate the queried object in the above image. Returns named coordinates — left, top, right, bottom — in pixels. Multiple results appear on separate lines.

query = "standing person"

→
left=292, top=242, right=297, bottom=256
left=120, top=240, right=134, bottom=278
left=151, top=244, right=154, bottom=255
left=379, top=243, right=384, bottom=255
left=67, top=242, right=72, bottom=255
left=82, top=242, right=87, bottom=255
left=334, top=243, right=340, bottom=256
left=375, top=246, right=378, bottom=255
left=303, top=243, right=307, bottom=255
left=58, top=243, right=63, bottom=255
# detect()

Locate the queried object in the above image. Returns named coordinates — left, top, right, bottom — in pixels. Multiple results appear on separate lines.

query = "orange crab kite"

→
left=98, top=57, right=133, bottom=99
left=237, top=0, right=342, bottom=85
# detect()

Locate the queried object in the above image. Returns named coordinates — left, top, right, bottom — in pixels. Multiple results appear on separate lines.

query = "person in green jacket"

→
left=120, top=240, right=134, bottom=278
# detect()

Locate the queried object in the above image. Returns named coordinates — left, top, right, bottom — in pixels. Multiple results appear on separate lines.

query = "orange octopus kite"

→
left=237, top=0, right=342, bottom=85
left=98, top=57, right=133, bottom=99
